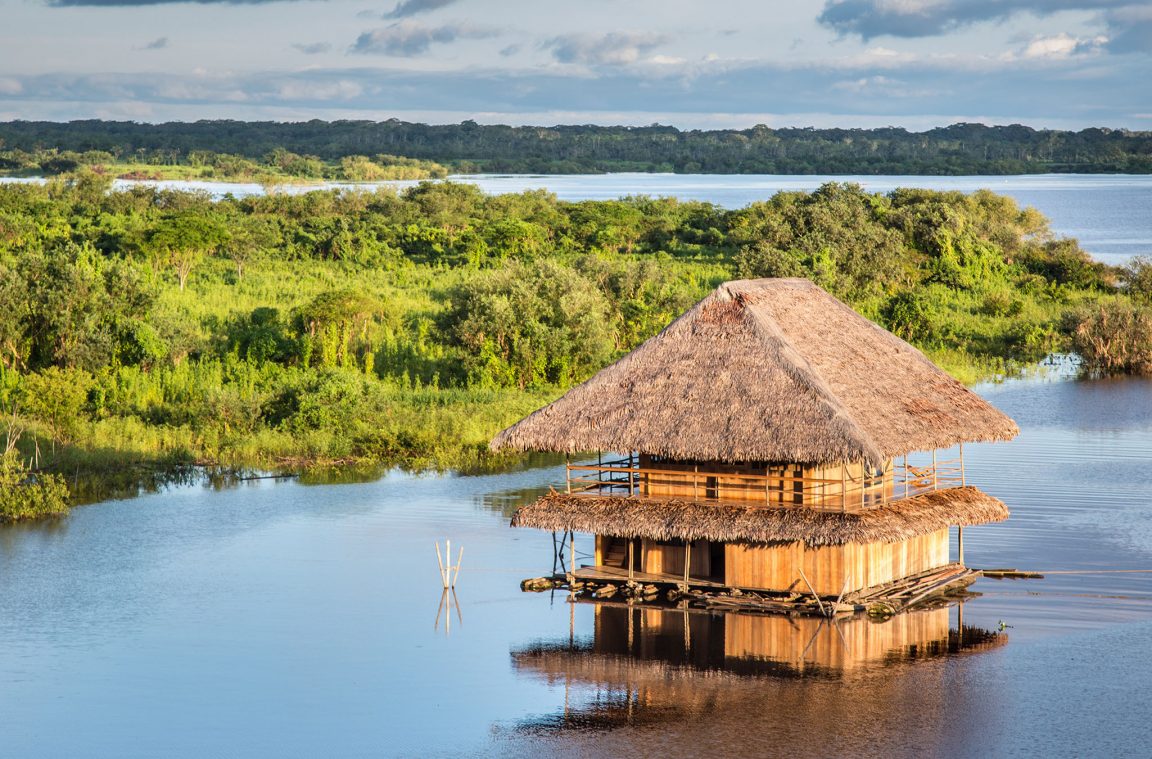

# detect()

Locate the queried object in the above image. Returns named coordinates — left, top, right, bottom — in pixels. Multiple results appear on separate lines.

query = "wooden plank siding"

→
left=641, top=539, right=712, bottom=580
left=724, top=529, right=950, bottom=596
left=635, top=455, right=891, bottom=509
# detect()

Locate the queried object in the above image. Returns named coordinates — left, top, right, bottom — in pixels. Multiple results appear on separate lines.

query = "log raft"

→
left=521, top=562, right=980, bottom=618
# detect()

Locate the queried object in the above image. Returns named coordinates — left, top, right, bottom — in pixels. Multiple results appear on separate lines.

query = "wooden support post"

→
left=565, top=456, right=571, bottom=495
left=683, top=541, right=692, bottom=589
left=569, top=530, right=576, bottom=580
left=932, top=449, right=938, bottom=490
left=958, top=526, right=965, bottom=567
left=693, top=463, right=698, bottom=501
left=904, top=454, right=909, bottom=499
left=628, top=539, right=635, bottom=582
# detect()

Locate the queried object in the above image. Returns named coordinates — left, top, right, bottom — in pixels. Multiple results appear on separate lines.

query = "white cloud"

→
left=275, top=80, right=364, bottom=101
left=544, top=32, right=669, bottom=67
left=1001, top=32, right=1107, bottom=61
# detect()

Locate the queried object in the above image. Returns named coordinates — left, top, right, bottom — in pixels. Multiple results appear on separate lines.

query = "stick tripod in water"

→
left=434, top=539, right=464, bottom=635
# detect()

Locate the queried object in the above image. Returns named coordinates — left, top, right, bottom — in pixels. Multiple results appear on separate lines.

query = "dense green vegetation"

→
left=0, top=172, right=1145, bottom=516
left=0, top=145, right=449, bottom=183
left=2, top=120, right=1150, bottom=175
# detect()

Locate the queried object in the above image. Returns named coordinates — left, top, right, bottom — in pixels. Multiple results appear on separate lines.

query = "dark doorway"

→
left=708, top=541, right=726, bottom=582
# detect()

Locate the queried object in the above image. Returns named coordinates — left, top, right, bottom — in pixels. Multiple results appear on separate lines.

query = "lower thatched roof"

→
left=510, top=486, right=1007, bottom=546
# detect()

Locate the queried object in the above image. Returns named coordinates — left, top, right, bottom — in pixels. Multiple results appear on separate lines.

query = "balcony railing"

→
left=565, top=451, right=966, bottom=513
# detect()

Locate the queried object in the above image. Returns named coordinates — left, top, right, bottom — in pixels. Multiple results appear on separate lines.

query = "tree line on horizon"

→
left=1, top=119, right=1150, bottom=176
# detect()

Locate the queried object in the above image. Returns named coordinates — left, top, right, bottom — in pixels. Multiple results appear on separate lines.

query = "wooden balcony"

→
left=565, top=450, right=966, bottom=514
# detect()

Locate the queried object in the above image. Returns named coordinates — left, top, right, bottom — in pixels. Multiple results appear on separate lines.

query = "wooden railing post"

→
left=960, top=443, right=966, bottom=487
left=904, top=455, right=909, bottom=499
left=631, top=451, right=640, bottom=499
left=932, top=449, right=938, bottom=490
left=840, top=463, right=846, bottom=513
left=860, top=465, right=866, bottom=511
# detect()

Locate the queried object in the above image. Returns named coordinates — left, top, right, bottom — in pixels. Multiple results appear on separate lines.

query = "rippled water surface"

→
left=0, top=371, right=1151, bottom=757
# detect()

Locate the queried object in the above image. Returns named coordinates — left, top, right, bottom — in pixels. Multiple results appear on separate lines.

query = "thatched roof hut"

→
left=491, top=278, right=1018, bottom=465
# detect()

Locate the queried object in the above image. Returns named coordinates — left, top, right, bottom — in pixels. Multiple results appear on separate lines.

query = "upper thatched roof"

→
left=510, top=486, right=1008, bottom=546
left=491, top=278, right=1018, bottom=465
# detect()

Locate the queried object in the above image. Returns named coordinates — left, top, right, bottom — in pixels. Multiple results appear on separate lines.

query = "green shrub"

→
left=0, top=452, right=69, bottom=522
left=1069, top=302, right=1152, bottom=375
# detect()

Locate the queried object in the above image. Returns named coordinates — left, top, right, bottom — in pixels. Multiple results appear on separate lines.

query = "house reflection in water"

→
left=510, top=604, right=1004, bottom=734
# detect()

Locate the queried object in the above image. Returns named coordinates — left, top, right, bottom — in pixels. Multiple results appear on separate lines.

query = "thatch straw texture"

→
left=491, top=278, right=1018, bottom=465
left=510, top=486, right=1008, bottom=546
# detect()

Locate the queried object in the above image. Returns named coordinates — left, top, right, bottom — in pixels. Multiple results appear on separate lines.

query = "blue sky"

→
left=1, top=0, right=1149, bottom=128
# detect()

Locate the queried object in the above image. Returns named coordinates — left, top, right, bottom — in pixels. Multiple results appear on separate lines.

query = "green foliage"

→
left=21, top=366, right=93, bottom=447
left=443, top=260, right=614, bottom=388
left=147, top=210, right=229, bottom=290
left=732, top=183, right=911, bottom=300
left=1121, top=256, right=1152, bottom=303
left=0, top=452, right=69, bottom=522
left=0, top=242, right=157, bottom=371
left=0, top=174, right=1143, bottom=487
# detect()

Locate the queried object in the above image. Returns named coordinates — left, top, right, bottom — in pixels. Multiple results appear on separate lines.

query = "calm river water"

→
left=0, top=366, right=1151, bottom=757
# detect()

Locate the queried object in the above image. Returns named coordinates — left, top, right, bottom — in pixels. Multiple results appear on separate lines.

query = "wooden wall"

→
left=636, top=456, right=891, bottom=508
left=641, top=539, right=712, bottom=580
left=725, top=529, right=950, bottom=596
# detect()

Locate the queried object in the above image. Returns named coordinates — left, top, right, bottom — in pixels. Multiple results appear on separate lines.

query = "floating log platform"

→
left=521, top=562, right=980, bottom=618
left=979, top=567, right=1045, bottom=579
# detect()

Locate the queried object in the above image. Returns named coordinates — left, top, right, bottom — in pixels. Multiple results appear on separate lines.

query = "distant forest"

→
left=1, top=119, right=1150, bottom=175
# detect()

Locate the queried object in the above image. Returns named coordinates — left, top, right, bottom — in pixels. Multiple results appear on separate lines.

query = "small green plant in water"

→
left=0, top=452, right=70, bottom=522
